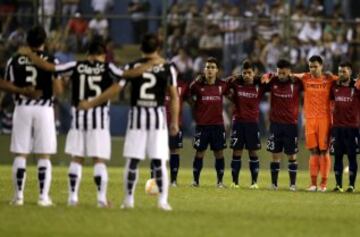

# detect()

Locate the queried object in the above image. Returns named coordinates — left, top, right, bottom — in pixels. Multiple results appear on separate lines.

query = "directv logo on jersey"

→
left=335, top=96, right=352, bottom=102
left=77, top=64, right=105, bottom=75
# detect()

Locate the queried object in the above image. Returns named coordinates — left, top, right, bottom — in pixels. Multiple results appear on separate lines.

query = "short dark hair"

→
left=339, top=61, right=352, bottom=70
left=242, top=60, right=254, bottom=70
left=26, top=26, right=47, bottom=48
left=141, top=33, right=161, bottom=54
left=276, top=59, right=291, bottom=69
left=87, top=37, right=106, bottom=55
left=205, top=57, right=219, bottom=68
left=308, top=55, right=323, bottom=65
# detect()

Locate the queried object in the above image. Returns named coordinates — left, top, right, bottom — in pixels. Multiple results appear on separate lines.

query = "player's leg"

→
left=267, top=123, right=283, bottom=190
left=65, top=129, right=86, bottom=205
left=210, top=125, right=227, bottom=187
left=192, top=126, right=209, bottom=186
left=122, top=158, right=140, bottom=208
left=93, top=158, right=109, bottom=207
left=248, top=150, right=260, bottom=189
left=230, top=122, right=245, bottom=187
left=318, top=117, right=331, bottom=191
left=151, top=158, right=171, bottom=210
left=169, top=130, right=183, bottom=186
left=305, top=118, right=320, bottom=189
left=270, top=153, right=281, bottom=190
left=10, top=106, right=32, bottom=205
left=287, top=155, right=297, bottom=191
left=345, top=128, right=358, bottom=192
left=245, top=123, right=261, bottom=188
left=283, top=123, right=299, bottom=191
left=33, top=106, right=57, bottom=206
left=331, top=127, right=344, bottom=191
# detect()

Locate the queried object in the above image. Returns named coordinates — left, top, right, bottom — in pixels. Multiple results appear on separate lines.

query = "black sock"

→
left=38, top=167, right=46, bottom=194
left=150, top=160, right=155, bottom=178
left=334, top=154, right=343, bottom=187
left=16, top=168, right=26, bottom=191
left=270, top=162, right=280, bottom=186
left=193, top=157, right=203, bottom=184
left=152, top=159, right=163, bottom=193
left=249, top=156, right=259, bottom=184
left=94, top=176, right=101, bottom=191
left=348, top=154, right=357, bottom=187
left=170, top=154, right=180, bottom=183
left=288, top=160, right=298, bottom=186
left=231, top=156, right=241, bottom=185
left=215, top=158, right=225, bottom=184
left=68, top=174, right=77, bottom=192
left=127, top=159, right=140, bottom=195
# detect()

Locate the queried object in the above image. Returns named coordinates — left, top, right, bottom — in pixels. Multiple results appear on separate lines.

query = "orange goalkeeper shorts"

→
left=305, top=117, right=331, bottom=151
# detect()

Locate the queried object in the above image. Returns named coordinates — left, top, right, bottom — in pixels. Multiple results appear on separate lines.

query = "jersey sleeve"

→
left=54, top=61, right=77, bottom=76
left=168, top=64, right=178, bottom=87
left=3, top=58, right=14, bottom=82
left=108, top=63, right=126, bottom=87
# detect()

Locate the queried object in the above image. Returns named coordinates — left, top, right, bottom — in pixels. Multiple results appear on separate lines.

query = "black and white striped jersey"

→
left=124, top=59, right=177, bottom=130
left=4, top=51, right=58, bottom=106
left=55, top=60, right=125, bottom=130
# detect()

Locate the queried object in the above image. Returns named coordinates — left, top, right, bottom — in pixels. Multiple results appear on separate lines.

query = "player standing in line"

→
left=292, top=55, right=338, bottom=192
left=227, top=61, right=266, bottom=189
left=189, top=57, right=228, bottom=188
left=330, top=62, right=360, bottom=192
left=79, top=33, right=179, bottom=211
left=20, top=37, right=160, bottom=207
left=264, top=59, right=302, bottom=191
left=0, top=26, right=61, bottom=206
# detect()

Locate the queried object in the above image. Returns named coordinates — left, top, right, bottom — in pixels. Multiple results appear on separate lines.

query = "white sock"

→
left=68, top=162, right=82, bottom=203
left=94, top=163, right=108, bottom=203
left=158, top=160, right=169, bottom=205
left=12, top=157, right=27, bottom=200
left=123, top=159, right=138, bottom=206
left=37, top=159, right=52, bottom=201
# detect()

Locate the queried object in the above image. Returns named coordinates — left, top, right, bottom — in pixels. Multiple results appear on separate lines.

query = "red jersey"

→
left=190, top=79, right=228, bottom=125
left=267, top=77, right=303, bottom=124
left=165, top=79, right=190, bottom=126
left=331, top=83, right=360, bottom=128
left=228, top=79, right=266, bottom=123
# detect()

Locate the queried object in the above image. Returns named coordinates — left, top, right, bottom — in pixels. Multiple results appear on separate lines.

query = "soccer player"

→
left=292, top=55, right=338, bottom=192
left=0, top=26, right=60, bottom=206
left=264, top=59, right=302, bottom=191
left=19, top=37, right=160, bottom=207
left=330, top=62, right=360, bottom=192
left=79, top=33, right=179, bottom=211
left=227, top=61, right=266, bottom=189
left=165, top=76, right=189, bottom=187
left=189, top=57, right=228, bottom=188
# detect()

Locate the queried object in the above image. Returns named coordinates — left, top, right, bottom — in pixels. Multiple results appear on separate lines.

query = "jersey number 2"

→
left=140, top=73, right=156, bottom=100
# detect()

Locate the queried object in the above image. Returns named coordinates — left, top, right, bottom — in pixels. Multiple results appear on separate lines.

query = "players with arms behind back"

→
left=189, top=57, right=228, bottom=188
left=0, top=26, right=61, bottom=206
left=227, top=61, right=266, bottom=189
left=330, top=62, right=360, bottom=192
left=80, top=33, right=179, bottom=211
left=264, top=59, right=303, bottom=191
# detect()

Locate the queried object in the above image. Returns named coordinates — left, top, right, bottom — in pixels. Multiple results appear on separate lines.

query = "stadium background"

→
left=0, top=0, right=359, bottom=169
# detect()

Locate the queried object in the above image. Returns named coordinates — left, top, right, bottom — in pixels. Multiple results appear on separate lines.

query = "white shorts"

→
left=65, top=129, right=111, bottom=160
left=123, top=128, right=169, bottom=160
left=11, top=105, right=57, bottom=154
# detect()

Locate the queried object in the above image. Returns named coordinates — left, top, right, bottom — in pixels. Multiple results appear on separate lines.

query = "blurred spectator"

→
left=260, top=33, right=283, bottom=71
left=91, top=0, right=113, bottom=13
left=255, top=0, right=270, bottom=17
left=88, top=11, right=109, bottom=39
left=291, top=5, right=306, bottom=35
left=128, top=0, right=150, bottom=44
left=7, top=24, right=26, bottom=50
left=62, top=0, right=80, bottom=23
left=171, top=48, right=194, bottom=81
left=198, top=24, right=223, bottom=60
left=0, top=0, right=17, bottom=37
left=65, top=11, right=88, bottom=52
left=167, top=27, right=183, bottom=57
left=105, top=38, right=118, bottom=64
left=54, top=42, right=76, bottom=63
left=38, top=0, right=56, bottom=34
left=298, top=18, right=322, bottom=43
left=17, top=0, right=34, bottom=29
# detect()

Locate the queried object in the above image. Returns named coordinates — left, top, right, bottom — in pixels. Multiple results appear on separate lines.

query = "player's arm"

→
left=168, top=84, right=180, bottom=136
left=290, top=73, right=305, bottom=79
left=122, top=57, right=166, bottom=78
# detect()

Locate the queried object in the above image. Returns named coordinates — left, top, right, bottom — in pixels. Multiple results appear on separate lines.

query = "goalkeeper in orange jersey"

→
left=292, top=55, right=338, bottom=192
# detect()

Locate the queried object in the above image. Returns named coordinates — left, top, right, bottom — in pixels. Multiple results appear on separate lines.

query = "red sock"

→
left=309, top=155, right=319, bottom=186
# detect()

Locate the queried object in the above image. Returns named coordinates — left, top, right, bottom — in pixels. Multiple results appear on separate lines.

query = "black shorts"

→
left=169, top=130, right=183, bottom=149
left=230, top=122, right=261, bottom=150
left=330, top=127, right=360, bottom=156
left=266, top=122, right=298, bottom=155
left=193, top=125, right=226, bottom=151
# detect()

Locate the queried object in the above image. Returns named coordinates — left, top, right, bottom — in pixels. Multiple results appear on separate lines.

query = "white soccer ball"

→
left=343, top=166, right=349, bottom=174
left=145, top=178, right=159, bottom=195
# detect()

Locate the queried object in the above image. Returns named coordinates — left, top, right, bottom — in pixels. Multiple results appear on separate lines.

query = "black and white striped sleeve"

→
left=168, top=64, right=178, bottom=87
left=3, top=58, right=14, bottom=82
left=54, top=61, right=77, bottom=76
left=108, top=63, right=126, bottom=87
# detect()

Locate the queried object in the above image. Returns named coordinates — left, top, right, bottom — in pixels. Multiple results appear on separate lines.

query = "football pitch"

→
left=0, top=135, right=360, bottom=237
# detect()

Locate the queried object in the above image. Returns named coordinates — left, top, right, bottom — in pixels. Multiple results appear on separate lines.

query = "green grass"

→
left=0, top=135, right=358, bottom=237
left=0, top=166, right=360, bottom=237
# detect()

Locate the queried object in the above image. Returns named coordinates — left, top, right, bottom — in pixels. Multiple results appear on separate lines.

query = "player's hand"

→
left=226, top=74, right=240, bottom=83
left=21, top=86, right=42, bottom=99
left=324, top=71, right=334, bottom=78
left=169, top=123, right=179, bottom=136
left=18, top=46, right=32, bottom=56
left=78, top=100, right=92, bottom=110
left=261, top=73, right=273, bottom=84
left=195, top=74, right=204, bottom=82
